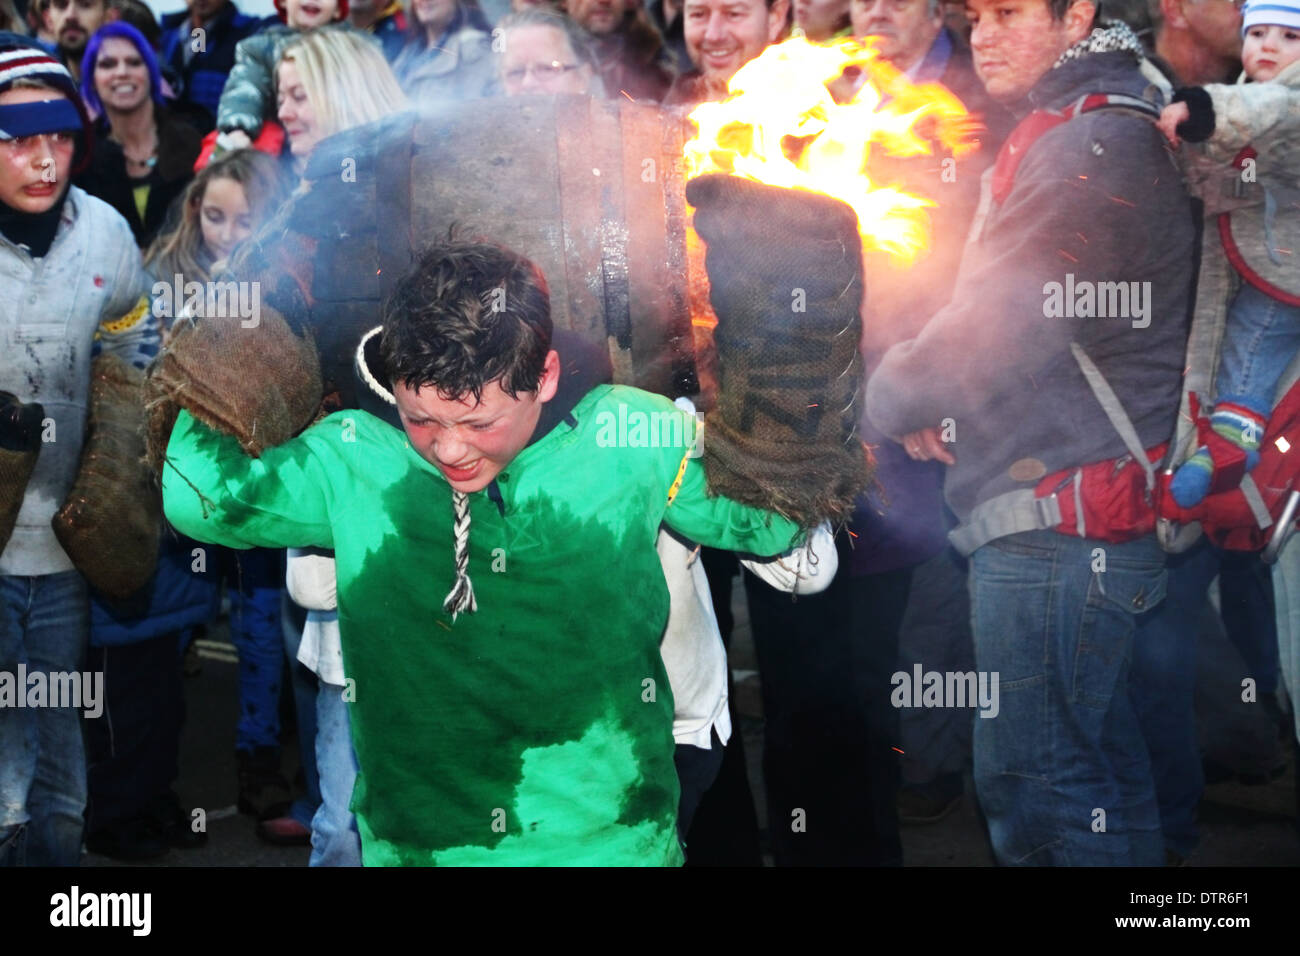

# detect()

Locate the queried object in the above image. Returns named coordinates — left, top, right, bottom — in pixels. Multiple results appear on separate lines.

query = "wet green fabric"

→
left=162, top=384, right=799, bottom=866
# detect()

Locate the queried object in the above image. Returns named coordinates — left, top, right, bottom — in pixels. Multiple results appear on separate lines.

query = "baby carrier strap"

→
left=992, top=92, right=1162, bottom=205
left=950, top=344, right=1160, bottom=556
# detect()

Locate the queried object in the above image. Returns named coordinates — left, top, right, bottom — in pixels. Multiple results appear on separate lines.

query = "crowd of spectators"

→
left=1, top=0, right=1298, bottom=868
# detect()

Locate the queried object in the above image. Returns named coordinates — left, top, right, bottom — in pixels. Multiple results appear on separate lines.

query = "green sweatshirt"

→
left=163, top=383, right=800, bottom=865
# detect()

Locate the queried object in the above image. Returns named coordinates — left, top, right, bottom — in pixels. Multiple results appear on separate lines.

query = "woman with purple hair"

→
left=73, top=20, right=202, bottom=247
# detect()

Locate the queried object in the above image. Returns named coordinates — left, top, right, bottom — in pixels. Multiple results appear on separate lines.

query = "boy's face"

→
left=393, top=350, right=561, bottom=493
left=0, top=88, right=76, bottom=214
left=284, top=0, right=339, bottom=29
left=1242, top=22, right=1300, bottom=82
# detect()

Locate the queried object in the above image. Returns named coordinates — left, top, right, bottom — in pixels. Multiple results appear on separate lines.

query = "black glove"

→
left=0, top=392, right=45, bottom=453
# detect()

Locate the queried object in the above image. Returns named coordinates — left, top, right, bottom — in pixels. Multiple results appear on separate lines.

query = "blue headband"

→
left=0, top=98, right=82, bottom=140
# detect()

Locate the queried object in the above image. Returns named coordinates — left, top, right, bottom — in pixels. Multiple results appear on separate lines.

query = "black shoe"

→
left=85, top=817, right=169, bottom=862
left=236, top=746, right=293, bottom=821
left=149, top=791, right=208, bottom=849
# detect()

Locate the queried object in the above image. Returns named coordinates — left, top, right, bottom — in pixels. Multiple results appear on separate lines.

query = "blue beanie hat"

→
left=1241, top=0, right=1300, bottom=35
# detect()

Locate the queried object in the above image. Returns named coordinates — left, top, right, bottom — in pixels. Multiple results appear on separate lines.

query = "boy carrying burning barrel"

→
left=159, top=238, right=834, bottom=865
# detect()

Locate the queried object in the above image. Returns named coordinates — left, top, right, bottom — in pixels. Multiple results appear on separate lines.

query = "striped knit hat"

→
left=1242, top=0, right=1300, bottom=34
left=0, top=33, right=93, bottom=173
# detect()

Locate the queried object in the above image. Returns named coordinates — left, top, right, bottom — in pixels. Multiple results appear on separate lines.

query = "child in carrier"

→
left=1157, top=0, right=1300, bottom=508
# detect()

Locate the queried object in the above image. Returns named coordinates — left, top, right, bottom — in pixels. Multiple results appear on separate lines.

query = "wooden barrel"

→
left=237, top=96, right=696, bottom=409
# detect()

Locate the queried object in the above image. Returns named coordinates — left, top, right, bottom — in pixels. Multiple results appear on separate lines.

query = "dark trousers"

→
left=674, top=727, right=726, bottom=845
left=745, top=534, right=912, bottom=866
left=85, top=632, right=186, bottom=831
left=684, top=548, right=764, bottom=866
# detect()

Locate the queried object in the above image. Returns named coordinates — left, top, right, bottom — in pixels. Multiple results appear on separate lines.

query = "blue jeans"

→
left=1217, top=282, right=1300, bottom=411
left=312, top=676, right=361, bottom=867
left=282, top=603, right=361, bottom=866
left=970, top=531, right=1167, bottom=866
left=0, top=572, right=89, bottom=866
left=1131, top=541, right=1214, bottom=858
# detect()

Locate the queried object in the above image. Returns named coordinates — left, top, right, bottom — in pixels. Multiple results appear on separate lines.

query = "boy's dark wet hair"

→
left=380, top=239, right=553, bottom=403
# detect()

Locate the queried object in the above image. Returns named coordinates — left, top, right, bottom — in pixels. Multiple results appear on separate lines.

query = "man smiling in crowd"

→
left=665, top=0, right=789, bottom=103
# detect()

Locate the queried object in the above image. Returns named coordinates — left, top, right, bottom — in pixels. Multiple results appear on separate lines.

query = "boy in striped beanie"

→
left=0, top=32, right=93, bottom=246
left=1, top=30, right=159, bottom=867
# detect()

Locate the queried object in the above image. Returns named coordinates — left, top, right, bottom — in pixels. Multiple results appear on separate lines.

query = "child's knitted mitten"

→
left=1170, top=395, right=1268, bottom=508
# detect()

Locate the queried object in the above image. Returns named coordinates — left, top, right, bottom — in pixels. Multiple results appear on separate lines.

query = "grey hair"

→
left=494, top=8, right=607, bottom=97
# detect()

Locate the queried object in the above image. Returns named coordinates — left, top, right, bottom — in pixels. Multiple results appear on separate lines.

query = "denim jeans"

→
left=1130, top=540, right=1214, bottom=858
left=311, top=677, right=361, bottom=867
left=1217, top=282, right=1300, bottom=411
left=283, top=601, right=361, bottom=866
left=970, top=530, right=1166, bottom=866
left=0, top=572, right=89, bottom=866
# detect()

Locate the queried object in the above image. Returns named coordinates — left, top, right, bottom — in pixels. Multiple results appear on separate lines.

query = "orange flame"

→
left=684, top=36, right=982, bottom=263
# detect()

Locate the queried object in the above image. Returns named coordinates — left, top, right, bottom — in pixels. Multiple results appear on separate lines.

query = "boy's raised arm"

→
left=661, top=416, right=803, bottom=558
left=162, top=408, right=335, bottom=552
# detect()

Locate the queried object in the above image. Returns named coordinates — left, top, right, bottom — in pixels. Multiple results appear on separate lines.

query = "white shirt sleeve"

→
left=286, top=548, right=338, bottom=611
left=739, top=521, right=838, bottom=595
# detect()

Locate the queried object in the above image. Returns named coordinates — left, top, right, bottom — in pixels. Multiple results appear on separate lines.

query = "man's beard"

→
left=59, top=28, right=87, bottom=53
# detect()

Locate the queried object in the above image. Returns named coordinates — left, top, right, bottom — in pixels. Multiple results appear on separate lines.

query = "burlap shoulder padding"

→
left=143, top=305, right=323, bottom=468
left=53, top=354, right=160, bottom=599
left=686, top=174, right=872, bottom=527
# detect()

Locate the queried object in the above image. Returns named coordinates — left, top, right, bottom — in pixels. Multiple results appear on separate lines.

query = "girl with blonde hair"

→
left=144, top=148, right=292, bottom=286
